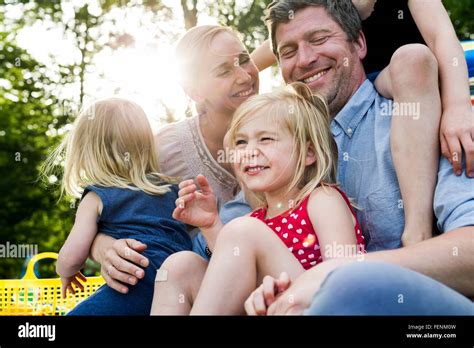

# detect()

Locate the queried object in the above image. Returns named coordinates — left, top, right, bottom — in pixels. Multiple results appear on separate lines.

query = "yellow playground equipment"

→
left=0, top=252, right=105, bottom=316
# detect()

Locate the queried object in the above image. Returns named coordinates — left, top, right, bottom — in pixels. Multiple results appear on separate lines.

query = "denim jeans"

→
left=305, top=262, right=474, bottom=315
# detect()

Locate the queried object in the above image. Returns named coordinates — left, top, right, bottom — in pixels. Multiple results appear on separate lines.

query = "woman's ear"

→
left=183, top=84, right=205, bottom=105
left=305, top=142, right=317, bottom=166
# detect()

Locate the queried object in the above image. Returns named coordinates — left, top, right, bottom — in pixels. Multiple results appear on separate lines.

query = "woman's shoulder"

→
left=155, top=116, right=198, bottom=178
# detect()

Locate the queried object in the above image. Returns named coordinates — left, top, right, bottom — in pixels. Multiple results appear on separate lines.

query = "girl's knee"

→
left=390, top=44, right=438, bottom=86
left=159, top=251, right=207, bottom=279
left=217, top=216, right=271, bottom=243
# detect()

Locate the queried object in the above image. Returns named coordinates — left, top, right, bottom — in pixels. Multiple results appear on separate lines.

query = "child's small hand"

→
left=440, top=106, right=474, bottom=177
left=173, top=175, right=219, bottom=229
left=244, top=272, right=291, bottom=316
left=61, top=272, right=87, bottom=298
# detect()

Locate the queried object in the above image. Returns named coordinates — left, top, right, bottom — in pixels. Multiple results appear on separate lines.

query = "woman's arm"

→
left=250, top=39, right=277, bottom=72
left=56, top=192, right=100, bottom=278
left=307, top=187, right=359, bottom=261
left=408, top=0, right=473, bottom=175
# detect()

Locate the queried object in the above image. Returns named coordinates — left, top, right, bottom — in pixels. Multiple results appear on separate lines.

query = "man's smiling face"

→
left=275, top=6, right=367, bottom=116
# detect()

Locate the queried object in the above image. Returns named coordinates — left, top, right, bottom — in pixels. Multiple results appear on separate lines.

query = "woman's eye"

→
left=239, top=56, right=250, bottom=65
left=260, top=137, right=274, bottom=142
left=235, top=139, right=246, bottom=146
left=219, top=70, right=230, bottom=77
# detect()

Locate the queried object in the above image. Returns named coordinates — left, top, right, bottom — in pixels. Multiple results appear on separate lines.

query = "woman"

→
left=67, top=25, right=259, bottom=315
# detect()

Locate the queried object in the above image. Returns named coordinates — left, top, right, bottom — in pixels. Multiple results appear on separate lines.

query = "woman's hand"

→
left=173, top=175, right=219, bottom=229
left=440, top=105, right=474, bottom=177
left=61, top=272, right=86, bottom=298
left=94, top=236, right=149, bottom=294
left=244, top=272, right=291, bottom=315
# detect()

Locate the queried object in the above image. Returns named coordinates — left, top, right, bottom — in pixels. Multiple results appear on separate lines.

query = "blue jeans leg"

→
left=304, top=261, right=474, bottom=315
left=67, top=264, right=156, bottom=316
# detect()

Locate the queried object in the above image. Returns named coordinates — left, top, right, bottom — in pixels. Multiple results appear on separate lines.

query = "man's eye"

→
left=219, top=70, right=230, bottom=76
left=310, top=36, right=329, bottom=45
left=280, top=49, right=295, bottom=58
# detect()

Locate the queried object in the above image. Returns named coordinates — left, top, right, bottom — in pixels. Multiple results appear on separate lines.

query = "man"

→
left=254, top=0, right=473, bottom=315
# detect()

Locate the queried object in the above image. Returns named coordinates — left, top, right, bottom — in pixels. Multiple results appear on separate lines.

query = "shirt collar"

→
left=332, top=79, right=377, bottom=138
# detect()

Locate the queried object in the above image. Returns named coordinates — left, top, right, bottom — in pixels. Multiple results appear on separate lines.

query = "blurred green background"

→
left=0, top=0, right=473, bottom=279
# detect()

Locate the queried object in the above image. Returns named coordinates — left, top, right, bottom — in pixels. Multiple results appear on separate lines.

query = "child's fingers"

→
left=175, top=193, right=195, bottom=208
left=244, top=294, right=257, bottom=315
left=178, top=184, right=197, bottom=197
left=67, top=285, right=76, bottom=295
left=446, top=136, right=463, bottom=175
left=178, top=179, right=195, bottom=189
left=76, top=272, right=87, bottom=282
left=196, top=175, right=213, bottom=194
left=252, top=289, right=267, bottom=315
left=460, top=133, right=474, bottom=176
left=440, top=135, right=451, bottom=164
left=62, top=284, right=68, bottom=299
left=262, top=275, right=276, bottom=306
left=276, top=272, right=291, bottom=293
left=72, top=278, right=85, bottom=291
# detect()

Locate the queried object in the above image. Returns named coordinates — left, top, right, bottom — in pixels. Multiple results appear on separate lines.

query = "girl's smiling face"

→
left=233, top=112, right=299, bottom=196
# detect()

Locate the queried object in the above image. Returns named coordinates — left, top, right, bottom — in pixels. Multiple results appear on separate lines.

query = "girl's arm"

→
left=56, top=191, right=101, bottom=278
left=307, top=187, right=358, bottom=261
left=250, top=39, right=277, bottom=72
left=408, top=0, right=473, bottom=175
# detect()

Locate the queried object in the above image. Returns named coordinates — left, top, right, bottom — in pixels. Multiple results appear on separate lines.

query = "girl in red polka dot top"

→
left=165, top=82, right=365, bottom=315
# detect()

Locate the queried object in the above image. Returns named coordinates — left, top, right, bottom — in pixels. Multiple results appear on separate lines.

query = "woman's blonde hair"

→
left=43, top=98, right=176, bottom=199
left=175, top=25, right=242, bottom=90
left=228, top=82, right=338, bottom=208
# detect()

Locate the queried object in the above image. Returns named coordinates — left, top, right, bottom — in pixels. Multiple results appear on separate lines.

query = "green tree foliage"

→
left=444, top=0, right=474, bottom=40
left=0, top=30, right=75, bottom=278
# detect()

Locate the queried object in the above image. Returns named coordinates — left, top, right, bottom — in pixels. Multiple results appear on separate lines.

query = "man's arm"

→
left=364, top=227, right=474, bottom=297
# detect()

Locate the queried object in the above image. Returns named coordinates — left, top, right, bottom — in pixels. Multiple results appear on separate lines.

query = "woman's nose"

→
left=235, top=66, right=252, bottom=84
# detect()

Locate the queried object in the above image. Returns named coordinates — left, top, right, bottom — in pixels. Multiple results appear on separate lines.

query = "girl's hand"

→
left=440, top=106, right=474, bottom=177
left=267, top=258, right=354, bottom=315
left=173, top=175, right=219, bottom=229
left=244, top=272, right=291, bottom=315
left=61, top=272, right=87, bottom=298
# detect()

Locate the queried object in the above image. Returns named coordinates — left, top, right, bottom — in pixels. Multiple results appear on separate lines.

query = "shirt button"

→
left=347, top=128, right=353, bottom=135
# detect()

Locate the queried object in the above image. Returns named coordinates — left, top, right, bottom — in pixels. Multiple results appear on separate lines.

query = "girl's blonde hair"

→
left=43, top=98, right=176, bottom=198
left=175, top=25, right=242, bottom=89
left=228, top=82, right=338, bottom=208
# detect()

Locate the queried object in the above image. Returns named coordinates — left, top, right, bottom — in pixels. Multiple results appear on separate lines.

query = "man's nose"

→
left=296, top=43, right=318, bottom=69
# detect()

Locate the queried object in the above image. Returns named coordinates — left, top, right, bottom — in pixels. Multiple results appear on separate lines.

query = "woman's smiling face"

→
left=196, top=31, right=259, bottom=114
left=233, top=112, right=298, bottom=195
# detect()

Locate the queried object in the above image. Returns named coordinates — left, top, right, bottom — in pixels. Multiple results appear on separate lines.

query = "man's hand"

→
left=173, top=175, right=219, bottom=229
left=244, top=272, right=291, bottom=315
left=440, top=106, right=474, bottom=177
left=100, top=238, right=149, bottom=294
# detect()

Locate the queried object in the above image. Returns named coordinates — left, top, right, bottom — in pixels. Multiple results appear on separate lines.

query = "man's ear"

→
left=305, top=142, right=317, bottom=166
left=354, top=30, right=367, bottom=61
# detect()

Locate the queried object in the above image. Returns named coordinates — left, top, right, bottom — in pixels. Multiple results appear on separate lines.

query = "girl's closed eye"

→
left=260, top=137, right=275, bottom=143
